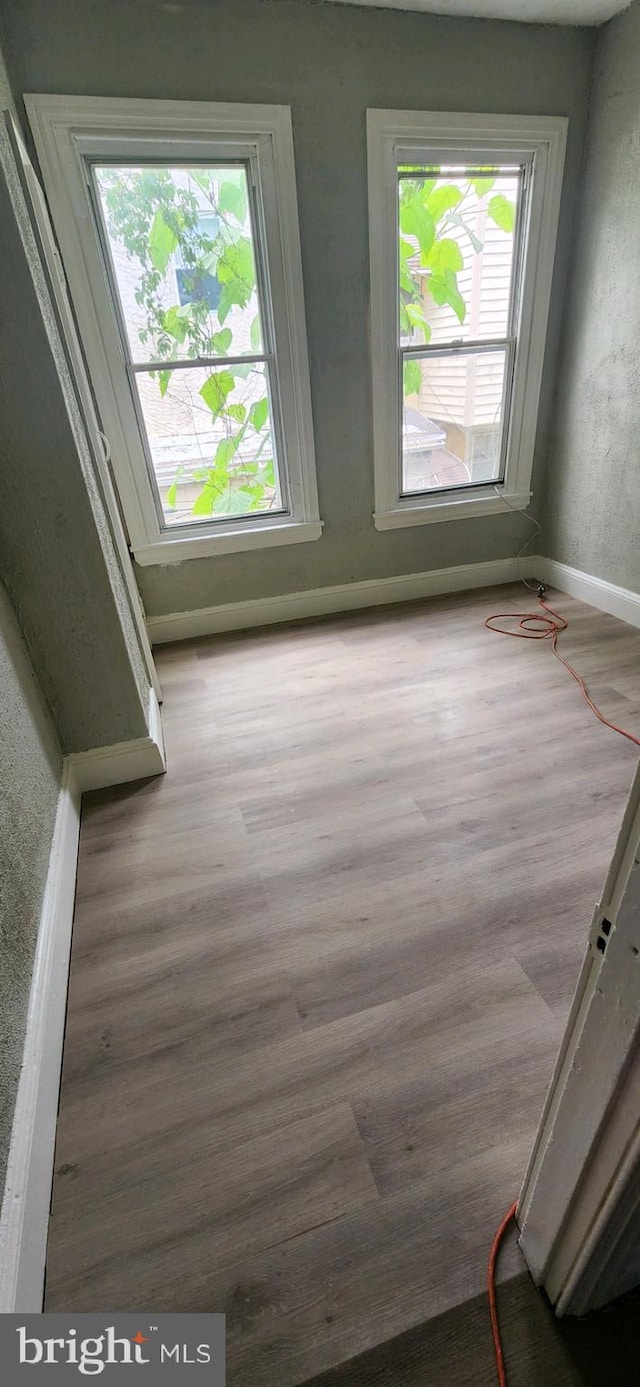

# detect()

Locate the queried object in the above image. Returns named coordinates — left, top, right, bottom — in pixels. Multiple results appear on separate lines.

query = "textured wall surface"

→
left=0, top=124, right=151, bottom=751
left=0, top=583, right=61, bottom=1193
left=541, top=0, right=640, bottom=592
left=0, top=0, right=594, bottom=616
left=0, top=26, right=16, bottom=113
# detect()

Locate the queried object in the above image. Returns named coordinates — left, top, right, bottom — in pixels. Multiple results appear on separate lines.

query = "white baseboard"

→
left=148, top=556, right=536, bottom=644
left=148, top=556, right=640, bottom=646
left=0, top=763, right=81, bottom=1312
left=537, top=557, right=640, bottom=630
left=66, top=687, right=166, bottom=791
left=0, top=688, right=166, bottom=1311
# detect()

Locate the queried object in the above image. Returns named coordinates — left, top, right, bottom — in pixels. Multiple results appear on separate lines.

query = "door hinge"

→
left=590, top=912, right=613, bottom=957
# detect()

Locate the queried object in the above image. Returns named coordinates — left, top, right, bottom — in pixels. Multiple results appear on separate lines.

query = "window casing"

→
left=367, top=111, right=567, bottom=529
left=26, top=97, right=322, bottom=564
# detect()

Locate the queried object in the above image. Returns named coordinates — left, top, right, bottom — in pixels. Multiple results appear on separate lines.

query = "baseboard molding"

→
left=0, top=763, right=81, bottom=1312
left=148, top=556, right=640, bottom=646
left=148, top=556, right=537, bottom=644
left=0, top=689, right=166, bottom=1311
left=537, top=557, right=640, bottom=630
left=66, top=687, right=166, bottom=791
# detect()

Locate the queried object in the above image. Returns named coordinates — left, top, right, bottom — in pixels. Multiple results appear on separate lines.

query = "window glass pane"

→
left=94, top=165, right=264, bottom=362
left=134, top=362, right=281, bottom=526
left=398, top=166, right=522, bottom=347
left=402, top=349, right=507, bottom=494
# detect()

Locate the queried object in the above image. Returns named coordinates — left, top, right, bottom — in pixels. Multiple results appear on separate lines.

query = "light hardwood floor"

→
left=45, top=585, right=640, bottom=1384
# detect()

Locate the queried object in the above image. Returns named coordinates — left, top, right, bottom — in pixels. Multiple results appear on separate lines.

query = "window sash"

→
left=88, top=156, right=289, bottom=532
left=395, top=159, right=527, bottom=499
left=399, top=340, right=515, bottom=496
left=129, top=360, right=288, bottom=530
left=89, top=156, right=271, bottom=369
left=396, top=163, right=527, bottom=351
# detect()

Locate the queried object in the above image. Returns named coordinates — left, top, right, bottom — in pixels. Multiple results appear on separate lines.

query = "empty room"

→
left=1, top=0, right=640, bottom=1382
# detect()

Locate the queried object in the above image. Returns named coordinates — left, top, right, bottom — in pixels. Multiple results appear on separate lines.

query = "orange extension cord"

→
left=485, top=593, right=640, bottom=1384
left=488, top=1202, right=519, bottom=1387
left=485, top=594, right=640, bottom=751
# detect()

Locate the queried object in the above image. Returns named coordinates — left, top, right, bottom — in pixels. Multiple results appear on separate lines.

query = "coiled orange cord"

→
left=488, top=1201, right=519, bottom=1386
left=485, top=595, right=640, bottom=750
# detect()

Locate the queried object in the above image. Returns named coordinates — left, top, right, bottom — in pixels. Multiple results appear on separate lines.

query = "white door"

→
left=518, top=755, right=640, bottom=1314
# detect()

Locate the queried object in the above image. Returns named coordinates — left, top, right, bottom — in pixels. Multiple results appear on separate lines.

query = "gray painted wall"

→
left=0, top=19, right=16, bottom=115
left=0, top=0, right=594, bottom=617
left=540, top=0, right=640, bottom=592
left=0, top=582, right=61, bottom=1193
left=0, top=121, right=151, bottom=751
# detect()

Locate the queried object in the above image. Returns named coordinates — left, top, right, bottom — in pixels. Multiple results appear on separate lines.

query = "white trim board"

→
left=0, top=692, right=166, bottom=1312
left=147, top=556, right=537, bottom=643
left=537, top=557, right=640, bottom=630
left=67, top=688, right=166, bottom=791
left=0, top=763, right=80, bottom=1312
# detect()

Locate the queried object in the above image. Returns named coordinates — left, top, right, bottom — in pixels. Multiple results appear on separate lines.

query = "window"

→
left=93, top=163, right=282, bottom=530
left=367, top=111, right=567, bottom=528
left=26, top=97, right=321, bottom=563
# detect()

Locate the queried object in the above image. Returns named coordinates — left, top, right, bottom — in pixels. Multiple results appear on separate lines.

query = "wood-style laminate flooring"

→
left=45, top=586, right=640, bottom=1385
left=307, top=1271, right=640, bottom=1386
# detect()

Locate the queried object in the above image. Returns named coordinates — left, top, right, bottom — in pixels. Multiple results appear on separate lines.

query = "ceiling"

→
left=322, top=0, right=631, bottom=25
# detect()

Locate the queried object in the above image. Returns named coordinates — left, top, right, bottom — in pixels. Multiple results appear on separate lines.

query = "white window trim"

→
left=26, top=95, right=322, bottom=564
left=366, top=109, right=568, bottom=529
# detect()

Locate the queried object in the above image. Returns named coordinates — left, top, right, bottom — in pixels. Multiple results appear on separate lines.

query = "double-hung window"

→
left=367, top=111, right=567, bottom=528
left=27, top=97, right=321, bottom=563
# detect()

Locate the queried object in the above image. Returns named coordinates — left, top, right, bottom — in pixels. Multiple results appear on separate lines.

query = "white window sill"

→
left=133, top=518, right=323, bottom=566
left=374, top=490, right=532, bottom=530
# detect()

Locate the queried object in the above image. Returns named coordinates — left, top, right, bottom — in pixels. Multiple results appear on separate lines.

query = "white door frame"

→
left=518, top=755, right=640, bottom=1315
left=5, top=111, right=161, bottom=705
